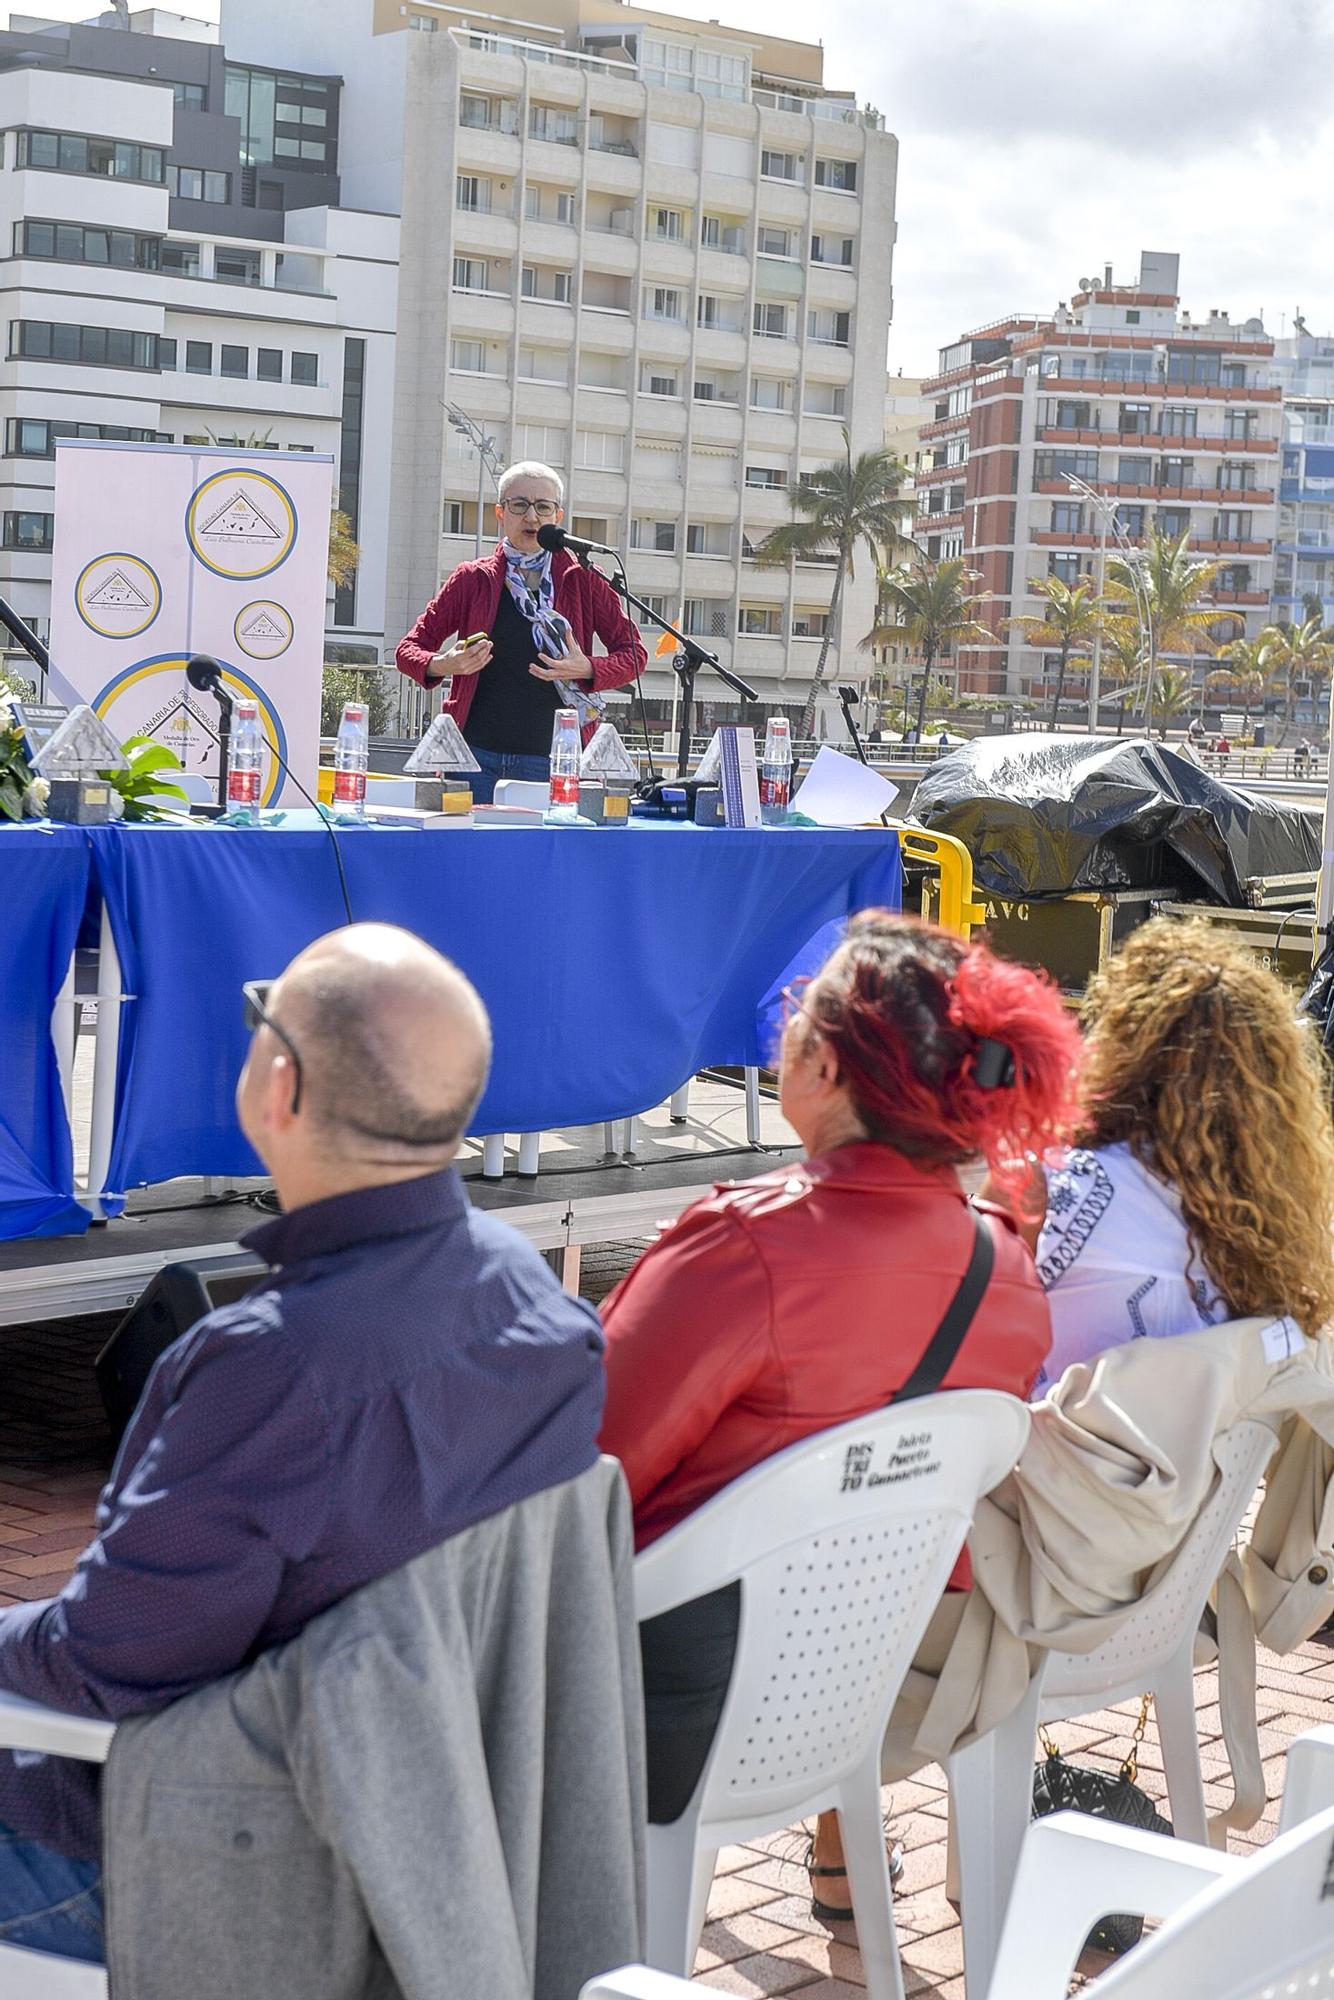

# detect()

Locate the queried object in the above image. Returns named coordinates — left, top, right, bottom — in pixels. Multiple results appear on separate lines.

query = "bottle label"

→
left=333, top=770, right=367, bottom=805
left=549, top=774, right=579, bottom=808
left=759, top=774, right=790, bottom=809
left=228, top=769, right=261, bottom=805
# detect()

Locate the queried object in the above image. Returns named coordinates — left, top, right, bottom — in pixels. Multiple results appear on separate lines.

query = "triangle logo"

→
left=241, top=609, right=286, bottom=640
left=86, top=567, right=151, bottom=609
left=199, top=489, right=283, bottom=541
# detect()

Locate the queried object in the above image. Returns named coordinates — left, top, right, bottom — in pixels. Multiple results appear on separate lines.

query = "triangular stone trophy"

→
left=403, top=712, right=480, bottom=775
left=31, top=704, right=127, bottom=823
left=693, top=729, right=723, bottom=785
left=579, top=722, right=637, bottom=782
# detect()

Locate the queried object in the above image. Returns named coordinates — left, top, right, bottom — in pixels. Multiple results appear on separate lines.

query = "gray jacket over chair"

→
left=99, top=1457, right=645, bottom=2000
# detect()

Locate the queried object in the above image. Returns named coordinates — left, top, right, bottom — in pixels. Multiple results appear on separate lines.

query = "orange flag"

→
left=656, top=620, right=682, bottom=658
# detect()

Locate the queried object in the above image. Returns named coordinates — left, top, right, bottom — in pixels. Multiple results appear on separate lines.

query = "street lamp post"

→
left=1063, top=472, right=1156, bottom=725
left=445, top=404, right=502, bottom=558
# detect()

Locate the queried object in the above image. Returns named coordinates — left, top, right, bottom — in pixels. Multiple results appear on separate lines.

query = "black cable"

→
left=186, top=702, right=354, bottom=927
left=604, top=550, right=660, bottom=787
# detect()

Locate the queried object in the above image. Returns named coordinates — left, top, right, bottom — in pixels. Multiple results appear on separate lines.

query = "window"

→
left=3, top=512, right=53, bottom=550
left=751, top=376, right=792, bottom=411
left=760, top=149, right=801, bottom=181
left=695, top=46, right=748, bottom=98
left=757, top=225, right=794, bottom=258
left=576, top=430, right=624, bottom=470
left=803, top=382, right=846, bottom=418
left=1163, top=406, right=1198, bottom=437
left=807, top=308, right=851, bottom=346
left=409, top=12, right=437, bottom=25
left=450, top=339, right=485, bottom=373
left=700, top=213, right=745, bottom=254
left=1055, top=399, right=1092, bottom=429
left=636, top=593, right=670, bottom=628
left=1047, top=552, right=1083, bottom=585
left=227, top=63, right=338, bottom=174
left=631, top=519, right=677, bottom=553
left=215, top=247, right=262, bottom=286
left=290, top=351, right=318, bottom=385
left=6, top=418, right=167, bottom=456
left=172, top=166, right=230, bottom=202
left=220, top=343, right=248, bottom=379
left=697, top=293, right=734, bottom=331
left=443, top=499, right=477, bottom=536
left=1118, top=456, right=1152, bottom=484
left=1218, top=564, right=1252, bottom=592
left=518, top=346, right=566, bottom=383
left=1120, top=403, right=1152, bottom=435
left=811, top=233, right=854, bottom=266
left=1220, top=462, right=1256, bottom=491
left=1167, top=351, right=1221, bottom=385
left=1158, top=507, right=1190, bottom=538
left=1115, top=504, right=1147, bottom=537
left=640, top=366, right=679, bottom=397
left=1125, top=308, right=1141, bottom=324
left=159, top=337, right=176, bottom=369
left=456, top=175, right=490, bottom=212
left=1159, top=456, right=1193, bottom=490
left=1033, top=450, right=1099, bottom=482
left=15, top=219, right=160, bottom=269
left=650, top=206, right=686, bottom=242
left=529, top=104, right=578, bottom=146
left=11, top=320, right=159, bottom=370
left=739, top=604, right=782, bottom=636
left=1225, top=408, right=1257, bottom=441
left=512, top=423, right=566, bottom=466
left=645, top=286, right=684, bottom=323
left=683, top=598, right=728, bottom=637
left=642, top=34, right=693, bottom=88
left=745, top=465, right=788, bottom=489
left=1050, top=501, right=1084, bottom=534
left=17, top=130, right=166, bottom=184
left=159, top=240, right=200, bottom=276
left=1215, top=510, right=1253, bottom=540
left=185, top=340, right=212, bottom=375
left=457, top=256, right=491, bottom=292
left=813, top=157, right=857, bottom=192
left=791, top=607, right=828, bottom=638
left=753, top=301, right=790, bottom=339
left=174, top=81, right=206, bottom=109
left=257, top=347, right=283, bottom=382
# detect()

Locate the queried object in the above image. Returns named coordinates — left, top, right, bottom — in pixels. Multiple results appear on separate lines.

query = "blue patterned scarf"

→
left=501, top=540, right=605, bottom=726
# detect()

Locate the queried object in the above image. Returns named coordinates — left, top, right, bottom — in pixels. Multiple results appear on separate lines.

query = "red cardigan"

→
left=395, top=542, right=648, bottom=741
left=599, top=1143, right=1052, bottom=1579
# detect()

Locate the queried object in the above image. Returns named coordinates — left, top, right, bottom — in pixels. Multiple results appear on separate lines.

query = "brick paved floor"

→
left=4, top=1296, right=1333, bottom=1992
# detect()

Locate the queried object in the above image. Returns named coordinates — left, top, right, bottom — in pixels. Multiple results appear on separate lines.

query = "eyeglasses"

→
left=780, top=977, right=818, bottom=1027
left=501, top=496, right=559, bottom=519
left=242, top=979, right=304, bottom=1114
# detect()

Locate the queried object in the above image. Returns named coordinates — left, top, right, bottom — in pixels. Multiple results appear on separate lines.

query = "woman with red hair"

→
left=599, top=911, right=1080, bottom=1905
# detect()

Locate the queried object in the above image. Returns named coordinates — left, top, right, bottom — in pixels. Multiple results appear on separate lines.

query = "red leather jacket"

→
left=599, top=1143, right=1051, bottom=1576
left=395, top=542, right=647, bottom=742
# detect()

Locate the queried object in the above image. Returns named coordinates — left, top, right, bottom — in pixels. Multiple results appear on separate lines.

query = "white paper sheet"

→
left=790, top=745, right=900, bottom=827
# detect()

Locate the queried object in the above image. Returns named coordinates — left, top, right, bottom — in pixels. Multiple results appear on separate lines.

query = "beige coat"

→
left=882, top=1316, right=1334, bottom=1832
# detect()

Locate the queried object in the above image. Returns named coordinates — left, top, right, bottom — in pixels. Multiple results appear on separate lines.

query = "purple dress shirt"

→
left=0, top=1169, right=605, bottom=1859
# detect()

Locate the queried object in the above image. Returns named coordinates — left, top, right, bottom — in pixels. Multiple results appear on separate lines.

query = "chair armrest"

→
left=579, top=1970, right=696, bottom=1999
left=0, top=1692, right=114, bottom=1764
left=987, top=1813, right=1238, bottom=2000
left=1279, top=1725, right=1334, bottom=1833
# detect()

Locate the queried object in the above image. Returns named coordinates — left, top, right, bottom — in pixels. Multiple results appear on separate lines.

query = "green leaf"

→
left=124, top=743, right=184, bottom=777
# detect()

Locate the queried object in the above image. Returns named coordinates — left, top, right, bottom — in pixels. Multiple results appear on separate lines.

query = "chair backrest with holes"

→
left=633, top=1390, right=1030, bottom=1828
left=1042, top=1419, right=1276, bottom=1700
left=1091, top=1801, right=1334, bottom=1999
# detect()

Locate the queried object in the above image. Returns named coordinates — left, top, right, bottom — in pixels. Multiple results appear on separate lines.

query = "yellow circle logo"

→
left=75, top=552, right=162, bottom=639
left=234, top=599, right=294, bottom=660
left=185, top=468, right=297, bottom=580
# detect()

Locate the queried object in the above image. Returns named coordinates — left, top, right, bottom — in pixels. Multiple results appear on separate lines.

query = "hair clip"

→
left=974, top=1037, right=1016, bottom=1090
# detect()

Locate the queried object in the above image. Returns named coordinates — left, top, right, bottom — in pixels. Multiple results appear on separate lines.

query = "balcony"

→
left=1210, top=588, right=1269, bottom=605
left=1193, top=537, right=1273, bottom=556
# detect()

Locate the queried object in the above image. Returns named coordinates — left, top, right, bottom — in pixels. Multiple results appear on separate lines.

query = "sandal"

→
left=806, top=1841, right=904, bottom=1921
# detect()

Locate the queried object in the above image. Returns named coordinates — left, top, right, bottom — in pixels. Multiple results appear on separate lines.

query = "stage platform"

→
left=0, top=1076, right=798, bottom=1326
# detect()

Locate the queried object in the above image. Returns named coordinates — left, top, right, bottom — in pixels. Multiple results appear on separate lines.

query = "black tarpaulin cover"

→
left=910, top=733, right=1321, bottom=904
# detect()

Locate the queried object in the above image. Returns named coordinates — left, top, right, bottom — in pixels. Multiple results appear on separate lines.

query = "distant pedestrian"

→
left=1216, top=735, right=1231, bottom=773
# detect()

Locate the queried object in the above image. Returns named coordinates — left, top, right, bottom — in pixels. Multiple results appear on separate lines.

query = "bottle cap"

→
left=343, top=702, right=368, bottom=722
left=235, top=698, right=258, bottom=718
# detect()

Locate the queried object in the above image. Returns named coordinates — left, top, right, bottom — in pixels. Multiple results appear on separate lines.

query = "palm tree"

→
left=1150, top=666, right=1195, bottom=740
left=1005, top=576, right=1104, bottom=729
left=328, top=508, right=359, bottom=591
left=1102, top=530, right=1232, bottom=719
left=755, top=434, right=912, bottom=739
left=1210, top=630, right=1282, bottom=734
left=863, top=558, right=992, bottom=739
left=1267, top=615, right=1334, bottom=743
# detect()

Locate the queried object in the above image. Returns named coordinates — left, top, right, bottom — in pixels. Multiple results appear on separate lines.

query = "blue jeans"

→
left=0, top=1822, right=104, bottom=1964
left=459, top=747, right=550, bottom=806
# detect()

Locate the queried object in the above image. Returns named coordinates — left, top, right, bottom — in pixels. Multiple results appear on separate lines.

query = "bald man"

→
left=0, top=925, right=605, bottom=1967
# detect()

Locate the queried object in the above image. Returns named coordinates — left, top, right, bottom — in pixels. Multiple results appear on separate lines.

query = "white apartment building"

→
left=222, top=0, right=898, bottom=723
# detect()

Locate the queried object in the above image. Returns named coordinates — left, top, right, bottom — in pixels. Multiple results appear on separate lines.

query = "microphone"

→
left=186, top=653, right=226, bottom=695
left=535, top=523, right=616, bottom=561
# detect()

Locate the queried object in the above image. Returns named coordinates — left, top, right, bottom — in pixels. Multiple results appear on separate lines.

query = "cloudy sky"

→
left=666, top=0, right=1334, bottom=374
left=12, top=0, right=1334, bottom=372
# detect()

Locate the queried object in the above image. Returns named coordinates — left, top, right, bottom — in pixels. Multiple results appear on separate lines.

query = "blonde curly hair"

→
left=1077, top=916, right=1334, bottom=1339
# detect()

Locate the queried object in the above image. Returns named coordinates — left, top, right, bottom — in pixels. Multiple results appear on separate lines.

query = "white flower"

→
left=23, top=775, right=49, bottom=817
left=0, top=694, right=14, bottom=731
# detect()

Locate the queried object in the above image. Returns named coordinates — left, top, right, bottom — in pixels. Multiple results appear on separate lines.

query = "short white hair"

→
left=497, top=460, right=565, bottom=504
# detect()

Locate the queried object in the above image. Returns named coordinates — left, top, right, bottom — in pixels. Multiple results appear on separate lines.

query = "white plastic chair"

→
left=986, top=1725, right=1334, bottom=2000
left=949, top=1416, right=1276, bottom=1997
left=634, top=1390, right=1031, bottom=2000
left=581, top=1973, right=695, bottom=1999
left=0, top=1693, right=114, bottom=1996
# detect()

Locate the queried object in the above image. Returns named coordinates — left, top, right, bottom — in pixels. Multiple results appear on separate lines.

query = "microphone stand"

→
left=838, top=687, right=871, bottom=767
left=581, top=554, right=759, bottom=781
left=213, top=683, right=233, bottom=810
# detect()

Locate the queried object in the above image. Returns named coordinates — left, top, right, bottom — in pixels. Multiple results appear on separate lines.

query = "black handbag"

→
left=1030, top=1697, right=1172, bottom=1955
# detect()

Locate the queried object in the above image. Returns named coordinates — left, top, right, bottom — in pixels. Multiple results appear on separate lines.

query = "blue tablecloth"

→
left=0, top=825, right=92, bottom=1239
left=89, top=818, right=901, bottom=1194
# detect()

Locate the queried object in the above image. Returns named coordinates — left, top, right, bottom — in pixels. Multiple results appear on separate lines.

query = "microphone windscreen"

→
left=535, top=523, right=566, bottom=553
left=186, top=654, right=222, bottom=691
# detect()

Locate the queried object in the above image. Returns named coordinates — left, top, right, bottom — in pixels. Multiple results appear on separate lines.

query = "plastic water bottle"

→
left=333, top=700, right=369, bottom=816
left=545, top=708, right=581, bottom=824
left=226, top=698, right=264, bottom=825
left=759, top=715, right=792, bottom=825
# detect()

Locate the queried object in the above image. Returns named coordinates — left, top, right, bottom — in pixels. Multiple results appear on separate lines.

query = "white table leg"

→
left=744, top=1065, right=762, bottom=1146
left=51, top=951, right=77, bottom=1131
left=517, top=1131, right=540, bottom=1176
left=669, top=1082, right=691, bottom=1123
left=481, top=1134, right=506, bottom=1179
left=85, top=905, right=124, bottom=1220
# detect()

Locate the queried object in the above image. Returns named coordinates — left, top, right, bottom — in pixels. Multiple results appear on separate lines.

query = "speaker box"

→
left=96, top=1257, right=264, bottom=1442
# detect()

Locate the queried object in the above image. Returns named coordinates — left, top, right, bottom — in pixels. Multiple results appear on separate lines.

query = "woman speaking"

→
left=395, top=461, right=647, bottom=802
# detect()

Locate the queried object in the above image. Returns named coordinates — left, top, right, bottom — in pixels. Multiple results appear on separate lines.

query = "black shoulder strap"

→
left=893, top=1206, right=996, bottom=1404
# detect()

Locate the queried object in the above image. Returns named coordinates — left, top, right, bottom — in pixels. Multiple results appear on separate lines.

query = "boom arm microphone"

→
left=186, top=653, right=226, bottom=696
left=535, top=523, right=617, bottom=561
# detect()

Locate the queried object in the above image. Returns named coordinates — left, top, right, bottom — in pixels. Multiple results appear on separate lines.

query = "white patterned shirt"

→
left=1033, top=1142, right=1229, bottom=1395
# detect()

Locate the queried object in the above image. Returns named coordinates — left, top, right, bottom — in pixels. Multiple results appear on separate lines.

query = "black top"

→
left=464, top=586, right=562, bottom=756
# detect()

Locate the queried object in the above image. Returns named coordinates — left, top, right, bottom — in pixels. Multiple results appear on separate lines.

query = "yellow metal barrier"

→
left=895, top=827, right=988, bottom=940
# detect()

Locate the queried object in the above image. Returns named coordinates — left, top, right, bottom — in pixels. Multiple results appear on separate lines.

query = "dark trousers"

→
left=640, top=1582, right=741, bottom=1825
